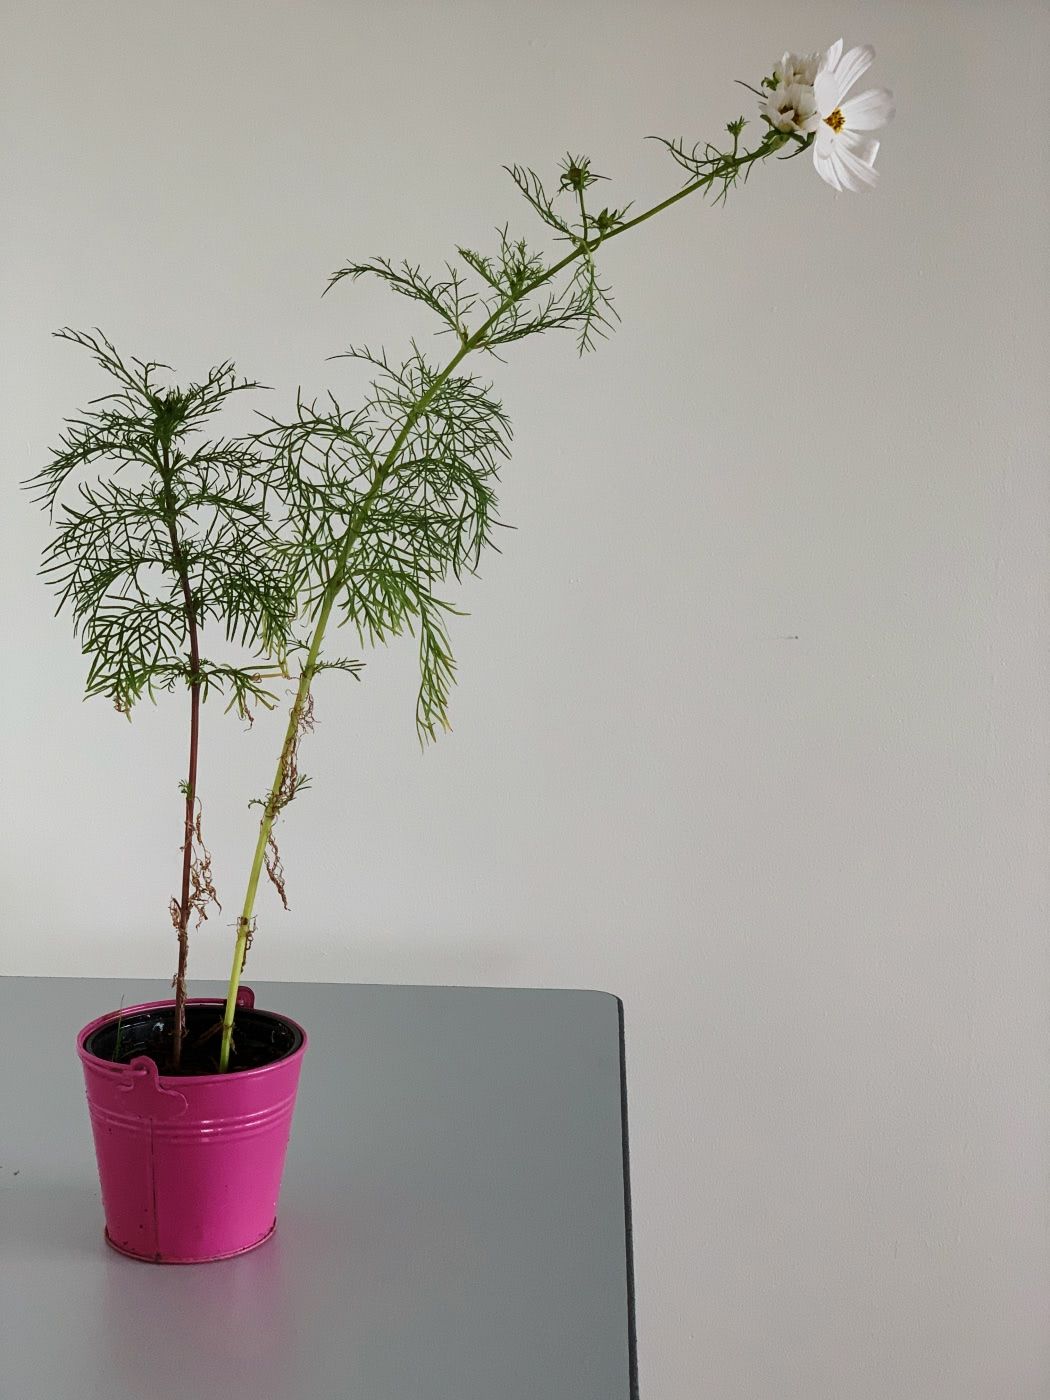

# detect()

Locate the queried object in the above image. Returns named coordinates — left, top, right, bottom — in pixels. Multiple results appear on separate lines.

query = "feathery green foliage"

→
left=284, top=149, right=640, bottom=749
left=27, top=328, right=308, bottom=1066
left=27, top=328, right=296, bottom=717
left=259, top=344, right=511, bottom=742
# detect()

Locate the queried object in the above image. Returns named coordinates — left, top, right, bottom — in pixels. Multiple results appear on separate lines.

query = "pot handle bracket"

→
left=122, top=1057, right=189, bottom=1120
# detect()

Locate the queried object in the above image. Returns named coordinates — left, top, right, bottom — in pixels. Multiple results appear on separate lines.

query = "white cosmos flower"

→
left=773, top=50, right=822, bottom=89
left=762, top=82, right=820, bottom=136
left=812, top=39, right=895, bottom=192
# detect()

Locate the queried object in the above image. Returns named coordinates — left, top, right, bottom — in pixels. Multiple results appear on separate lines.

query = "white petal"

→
left=828, top=147, right=863, bottom=192
left=834, top=137, right=880, bottom=191
left=814, top=123, right=835, bottom=158
left=820, top=38, right=843, bottom=75
left=842, top=133, right=880, bottom=168
left=839, top=87, right=895, bottom=131
left=814, top=68, right=839, bottom=113
left=816, top=42, right=875, bottom=111
left=797, top=52, right=822, bottom=85
left=835, top=44, right=876, bottom=97
left=813, top=141, right=844, bottom=191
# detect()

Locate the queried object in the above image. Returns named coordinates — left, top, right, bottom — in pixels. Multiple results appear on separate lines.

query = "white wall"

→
left=2, top=1, right=1047, bottom=1395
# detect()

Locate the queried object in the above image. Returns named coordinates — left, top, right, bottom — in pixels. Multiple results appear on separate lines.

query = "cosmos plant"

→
left=28, top=39, right=894, bottom=1071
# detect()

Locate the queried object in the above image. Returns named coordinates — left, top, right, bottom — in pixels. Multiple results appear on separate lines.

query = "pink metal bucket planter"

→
left=77, top=987, right=307, bottom=1264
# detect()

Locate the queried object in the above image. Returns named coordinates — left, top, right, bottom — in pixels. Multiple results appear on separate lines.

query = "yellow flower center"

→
left=824, top=107, right=845, bottom=133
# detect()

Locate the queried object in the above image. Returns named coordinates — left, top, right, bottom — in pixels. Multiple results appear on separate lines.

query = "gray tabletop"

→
left=0, top=977, right=637, bottom=1400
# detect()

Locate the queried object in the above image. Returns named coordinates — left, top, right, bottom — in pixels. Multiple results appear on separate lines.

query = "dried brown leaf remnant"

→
left=169, top=801, right=222, bottom=1053
left=265, top=833, right=288, bottom=911
left=187, top=807, right=221, bottom=929
left=258, top=688, right=316, bottom=909
left=236, top=915, right=256, bottom=973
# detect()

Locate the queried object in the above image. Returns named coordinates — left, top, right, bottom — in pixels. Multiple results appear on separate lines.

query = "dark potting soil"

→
left=83, top=1003, right=303, bottom=1076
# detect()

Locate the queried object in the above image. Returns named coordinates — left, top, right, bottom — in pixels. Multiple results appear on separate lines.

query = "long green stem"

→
left=217, top=130, right=780, bottom=1069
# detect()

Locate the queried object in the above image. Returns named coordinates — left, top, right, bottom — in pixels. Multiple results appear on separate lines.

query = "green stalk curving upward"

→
left=219, top=118, right=794, bottom=1069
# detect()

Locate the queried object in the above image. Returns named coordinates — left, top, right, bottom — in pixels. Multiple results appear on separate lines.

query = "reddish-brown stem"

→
left=171, top=629, right=200, bottom=1069
left=160, top=444, right=201, bottom=1070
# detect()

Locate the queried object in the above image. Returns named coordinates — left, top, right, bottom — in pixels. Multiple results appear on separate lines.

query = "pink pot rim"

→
left=77, top=993, right=308, bottom=1082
